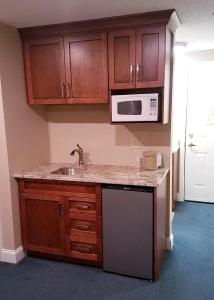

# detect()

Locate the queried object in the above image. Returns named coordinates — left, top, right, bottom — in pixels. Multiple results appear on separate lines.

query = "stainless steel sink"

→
left=51, top=166, right=84, bottom=176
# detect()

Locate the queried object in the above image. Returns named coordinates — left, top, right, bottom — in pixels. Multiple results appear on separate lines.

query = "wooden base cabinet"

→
left=18, top=180, right=102, bottom=263
left=17, top=176, right=168, bottom=280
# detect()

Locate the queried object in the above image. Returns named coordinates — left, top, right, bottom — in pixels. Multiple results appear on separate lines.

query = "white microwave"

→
left=111, top=93, right=159, bottom=123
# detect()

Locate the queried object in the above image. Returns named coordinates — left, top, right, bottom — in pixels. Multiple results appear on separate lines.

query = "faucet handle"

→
left=77, top=144, right=83, bottom=153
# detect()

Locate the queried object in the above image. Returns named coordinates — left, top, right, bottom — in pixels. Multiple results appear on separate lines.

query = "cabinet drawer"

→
left=19, top=180, right=101, bottom=198
left=70, top=200, right=96, bottom=214
left=66, top=237, right=102, bottom=262
left=70, top=219, right=96, bottom=238
left=71, top=242, right=98, bottom=261
left=67, top=196, right=101, bottom=216
left=70, top=235, right=97, bottom=244
left=66, top=215, right=102, bottom=238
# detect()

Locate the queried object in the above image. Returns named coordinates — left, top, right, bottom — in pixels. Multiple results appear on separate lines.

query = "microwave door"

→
left=118, top=101, right=142, bottom=115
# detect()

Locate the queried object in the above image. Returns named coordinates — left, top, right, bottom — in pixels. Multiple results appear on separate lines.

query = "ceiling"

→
left=0, top=0, right=214, bottom=50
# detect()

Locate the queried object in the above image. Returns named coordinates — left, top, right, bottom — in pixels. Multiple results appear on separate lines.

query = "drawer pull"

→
left=74, top=204, right=90, bottom=210
left=61, top=82, right=65, bottom=98
left=67, top=82, right=71, bottom=98
left=75, top=223, right=91, bottom=230
left=76, top=245, right=92, bottom=254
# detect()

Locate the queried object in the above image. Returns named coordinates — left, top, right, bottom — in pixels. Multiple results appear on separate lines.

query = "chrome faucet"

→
left=70, top=144, right=84, bottom=166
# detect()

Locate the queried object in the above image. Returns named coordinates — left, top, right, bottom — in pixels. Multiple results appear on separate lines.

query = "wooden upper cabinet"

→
left=136, top=26, right=165, bottom=88
left=19, top=10, right=179, bottom=105
left=108, top=25, right=166, bottom=90
left=20, top=193, right=66, bottom=255
left=64, top=33, right=108, bottom=103
left=108, top=30, right=136, bottom=89
left=24, top=37, right=66, bottom=104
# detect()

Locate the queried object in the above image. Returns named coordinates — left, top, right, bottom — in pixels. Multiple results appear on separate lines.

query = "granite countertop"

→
left=14, top=163, right=169, bottom=188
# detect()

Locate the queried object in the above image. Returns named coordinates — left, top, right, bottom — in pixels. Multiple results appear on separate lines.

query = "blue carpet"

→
left=0, top=201, right=214, bottom=300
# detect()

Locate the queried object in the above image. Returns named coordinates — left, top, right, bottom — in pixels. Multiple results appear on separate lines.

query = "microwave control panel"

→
left=149, top=98, right=158, bottom=121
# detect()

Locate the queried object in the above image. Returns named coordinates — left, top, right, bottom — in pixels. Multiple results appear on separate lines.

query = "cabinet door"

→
left=24, top=37, right=66, bottom=104
left=64, top=33, right=108, bottom=103
left=20, top=193, right=66, bottom=255
left=136, top=26, right=165, bottom=88
left=108, top=30, right=136, bottom=89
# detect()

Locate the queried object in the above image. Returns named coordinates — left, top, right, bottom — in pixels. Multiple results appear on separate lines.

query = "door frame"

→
left=184, top=52, right=214, bottom=203
left=171, top=43, right=188, bottom=204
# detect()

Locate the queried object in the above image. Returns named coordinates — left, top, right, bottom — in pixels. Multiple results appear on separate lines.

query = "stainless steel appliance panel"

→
left=102, top=185, right=153, bottom=279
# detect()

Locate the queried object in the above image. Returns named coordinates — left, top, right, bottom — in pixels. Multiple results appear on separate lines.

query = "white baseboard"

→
left=177, top=193, right=184, bottom=202
left=1, top=246, right=26, bottom=263
left=171, top=212, right=175, bottom=221
left=166, top=233, right=174, bottom=250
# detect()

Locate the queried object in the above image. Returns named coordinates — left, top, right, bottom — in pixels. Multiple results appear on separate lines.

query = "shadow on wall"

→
left=28, top=105, right=48, bottom=122
left=116, top=123, right=170, bottom=147
left=47, top=104, right=110, bottom=123
left=47, top=105, right=170, bottom=147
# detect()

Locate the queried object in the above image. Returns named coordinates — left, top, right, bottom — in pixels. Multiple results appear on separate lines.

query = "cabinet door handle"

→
left=136, top=64, right=140, bottom=81
left=76, top=245, right=92, bottom=254
left=130, top=65, right=134, bottom=82
left=61, top=83, right=65, bottom=98
left=59, top=203, right=64, bottom=216
left=75, top=223, right=91, bottom=230
left=67, top=83, right=71, bottom=98
left=74, top=204, right=90, bottom=210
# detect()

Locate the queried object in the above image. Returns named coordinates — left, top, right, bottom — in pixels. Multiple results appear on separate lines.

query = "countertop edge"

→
left=14, top=164, right=169, bottom=188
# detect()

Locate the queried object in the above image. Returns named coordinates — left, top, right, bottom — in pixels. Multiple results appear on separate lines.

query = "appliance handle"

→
left=102, top=184, right=153, bottom=193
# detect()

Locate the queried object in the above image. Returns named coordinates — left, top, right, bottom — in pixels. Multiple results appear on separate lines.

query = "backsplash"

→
left=47, top=105, right=170, bottom=167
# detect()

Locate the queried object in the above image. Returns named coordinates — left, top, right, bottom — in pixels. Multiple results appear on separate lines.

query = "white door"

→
left=185, top=60, right=214, bottom=203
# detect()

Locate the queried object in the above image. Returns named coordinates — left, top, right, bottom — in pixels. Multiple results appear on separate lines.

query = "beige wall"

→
left=48, top=105, right=171, bottom=168
left=0, top=79, right=15, bottom=250
left=0, top=23, right=49, bottom=251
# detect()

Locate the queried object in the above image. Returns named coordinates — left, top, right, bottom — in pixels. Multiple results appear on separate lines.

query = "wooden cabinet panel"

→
left=24, top=37, right=66, bottom=104
left=136, top=26, right=165, bottom=88
left=108, top=30, right=136, bottom=89
left=20, top=193, right=66, bottom=255
left=64, top=33, right=108, bottom=103
left=109, top=26, right=166, bottom=90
